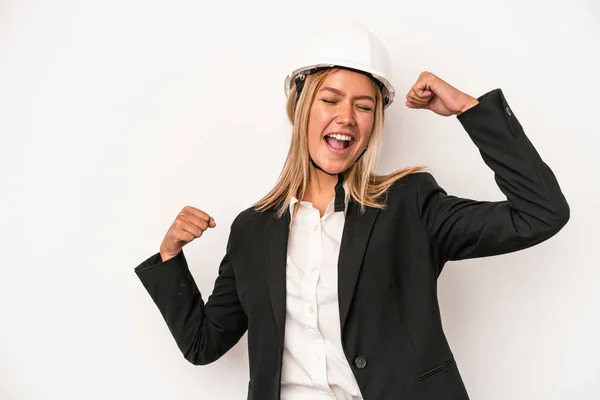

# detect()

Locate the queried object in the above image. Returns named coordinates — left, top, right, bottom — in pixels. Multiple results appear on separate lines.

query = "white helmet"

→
left=284, top=21, right=395, bottom=108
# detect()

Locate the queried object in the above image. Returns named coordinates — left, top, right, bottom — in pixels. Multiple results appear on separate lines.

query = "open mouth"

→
left=324, top=133, right=353, bottom=153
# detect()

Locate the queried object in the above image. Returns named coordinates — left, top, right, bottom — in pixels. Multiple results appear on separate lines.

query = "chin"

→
left=316, top=159, right=349, bottom=175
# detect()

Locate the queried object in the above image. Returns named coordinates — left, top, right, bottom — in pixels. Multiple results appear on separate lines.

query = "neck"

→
left=304, top=167, right=339, bottom=203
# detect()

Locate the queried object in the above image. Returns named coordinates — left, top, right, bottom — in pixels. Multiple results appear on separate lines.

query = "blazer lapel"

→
left=337, top=199, right=380, bottom=332
left=264, top=209, right=291, bottom=340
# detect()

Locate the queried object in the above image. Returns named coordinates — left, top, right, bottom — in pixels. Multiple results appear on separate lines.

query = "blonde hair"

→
left=254, top=68, right=428, bottom=218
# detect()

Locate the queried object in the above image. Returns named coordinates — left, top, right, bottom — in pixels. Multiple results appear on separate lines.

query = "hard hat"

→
left=284, top=21, right=395, bottom=108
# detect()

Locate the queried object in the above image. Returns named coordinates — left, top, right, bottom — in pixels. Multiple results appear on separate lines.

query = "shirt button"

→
left=311, top=265, right=317, bottom=272
left=312, top=225, right=319, bottom=231
left=354, top=355, right=367, bottom=370
left=506, top=106, right=512, bottom=116
left=308, top=306, right=314, bottom=314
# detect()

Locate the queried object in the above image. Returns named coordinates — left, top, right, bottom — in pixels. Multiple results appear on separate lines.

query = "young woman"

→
left=135, top=21, right=569, bottom=400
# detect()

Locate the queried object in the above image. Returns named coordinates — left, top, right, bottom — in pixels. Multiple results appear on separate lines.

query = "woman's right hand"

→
left=159, top=206, right=216, bottom=262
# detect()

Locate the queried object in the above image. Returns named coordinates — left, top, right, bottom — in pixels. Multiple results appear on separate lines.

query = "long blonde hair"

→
left=254, top=68, right=428, bottom=218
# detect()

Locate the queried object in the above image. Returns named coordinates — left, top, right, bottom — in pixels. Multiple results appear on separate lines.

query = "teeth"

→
left=327, top=134, right=352, bottom=141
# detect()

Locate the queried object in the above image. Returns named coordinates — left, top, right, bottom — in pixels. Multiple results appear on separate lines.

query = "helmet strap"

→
left=334, top=172, right=346, bottom=212
left=308, top=145, right=368, bottom=212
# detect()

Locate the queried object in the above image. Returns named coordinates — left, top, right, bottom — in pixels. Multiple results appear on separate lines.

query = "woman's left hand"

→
left=405, top=71, right=479, bottom=116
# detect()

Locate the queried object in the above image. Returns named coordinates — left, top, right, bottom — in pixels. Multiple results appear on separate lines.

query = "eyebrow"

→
left=319, top=86, right=376, bottom=103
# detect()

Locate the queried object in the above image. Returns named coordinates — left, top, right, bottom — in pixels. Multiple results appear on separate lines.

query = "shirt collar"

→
left=289, top=180, right=350, bottom=217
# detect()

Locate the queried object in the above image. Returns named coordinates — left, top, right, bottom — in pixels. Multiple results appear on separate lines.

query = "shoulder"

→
left=230, top=204, right=276, bottom=232
left=387, top=171, right=438, bottom=192
left=222, top=206, right=273, bottom=253
left=385, top=171, right=447, bottom=204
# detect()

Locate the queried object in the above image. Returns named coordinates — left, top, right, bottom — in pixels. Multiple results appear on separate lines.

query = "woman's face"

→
left=307, top=69, right=377, bottom=174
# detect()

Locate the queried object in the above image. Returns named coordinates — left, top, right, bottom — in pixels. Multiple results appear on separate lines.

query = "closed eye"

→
left=321, top=98, right=373, bottom=112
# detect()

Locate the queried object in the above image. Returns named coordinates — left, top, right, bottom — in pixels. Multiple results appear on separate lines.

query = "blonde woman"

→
left=135, top=21, right=569, bottom=400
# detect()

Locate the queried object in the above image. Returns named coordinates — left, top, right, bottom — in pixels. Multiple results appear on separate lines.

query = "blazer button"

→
left=506, top=106, right=512, bottom=116
left=354, top=356, right=367, bottom=370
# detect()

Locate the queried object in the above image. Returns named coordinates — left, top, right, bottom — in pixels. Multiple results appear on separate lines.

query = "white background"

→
left=1, top=1, right=598, bottom=399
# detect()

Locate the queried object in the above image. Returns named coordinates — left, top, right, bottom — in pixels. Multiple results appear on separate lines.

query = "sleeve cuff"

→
left=456, top=88, right=503, bottom=121
left=134, top=250, right=185, bottom=273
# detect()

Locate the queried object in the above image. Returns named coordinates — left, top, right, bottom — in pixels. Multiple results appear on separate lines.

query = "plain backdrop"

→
left=1, top=0, right=598, bottom=399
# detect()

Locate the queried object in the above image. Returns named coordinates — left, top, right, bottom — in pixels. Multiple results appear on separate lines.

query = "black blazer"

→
left=135, top=89, right=569, bottom=400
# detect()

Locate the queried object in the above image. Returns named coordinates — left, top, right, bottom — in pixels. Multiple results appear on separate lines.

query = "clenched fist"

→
left=159, top=206, right=216, bottom=262
left=405, top=71, right=479, bottom=117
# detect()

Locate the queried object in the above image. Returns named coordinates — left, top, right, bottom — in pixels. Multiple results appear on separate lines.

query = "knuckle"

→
left=181, top=231, right=192, bottom=241
left=172, top=230, right=183, bottom=241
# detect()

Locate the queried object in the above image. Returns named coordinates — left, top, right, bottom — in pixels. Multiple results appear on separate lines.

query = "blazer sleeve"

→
left=134, top=218, right=247, bottom=365
left=417, top=88, right=570, bottom=268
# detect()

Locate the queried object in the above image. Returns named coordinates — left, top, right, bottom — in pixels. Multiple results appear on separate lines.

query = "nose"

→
left=336, top=102, right=356, bottom=126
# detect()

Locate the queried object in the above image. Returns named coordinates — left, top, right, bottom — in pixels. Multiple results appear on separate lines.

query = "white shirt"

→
left=280, top=184, right=363, bottom=400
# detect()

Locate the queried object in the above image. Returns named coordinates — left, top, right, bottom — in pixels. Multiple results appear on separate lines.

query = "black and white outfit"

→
left=135, top=89, right=569, bottom=400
